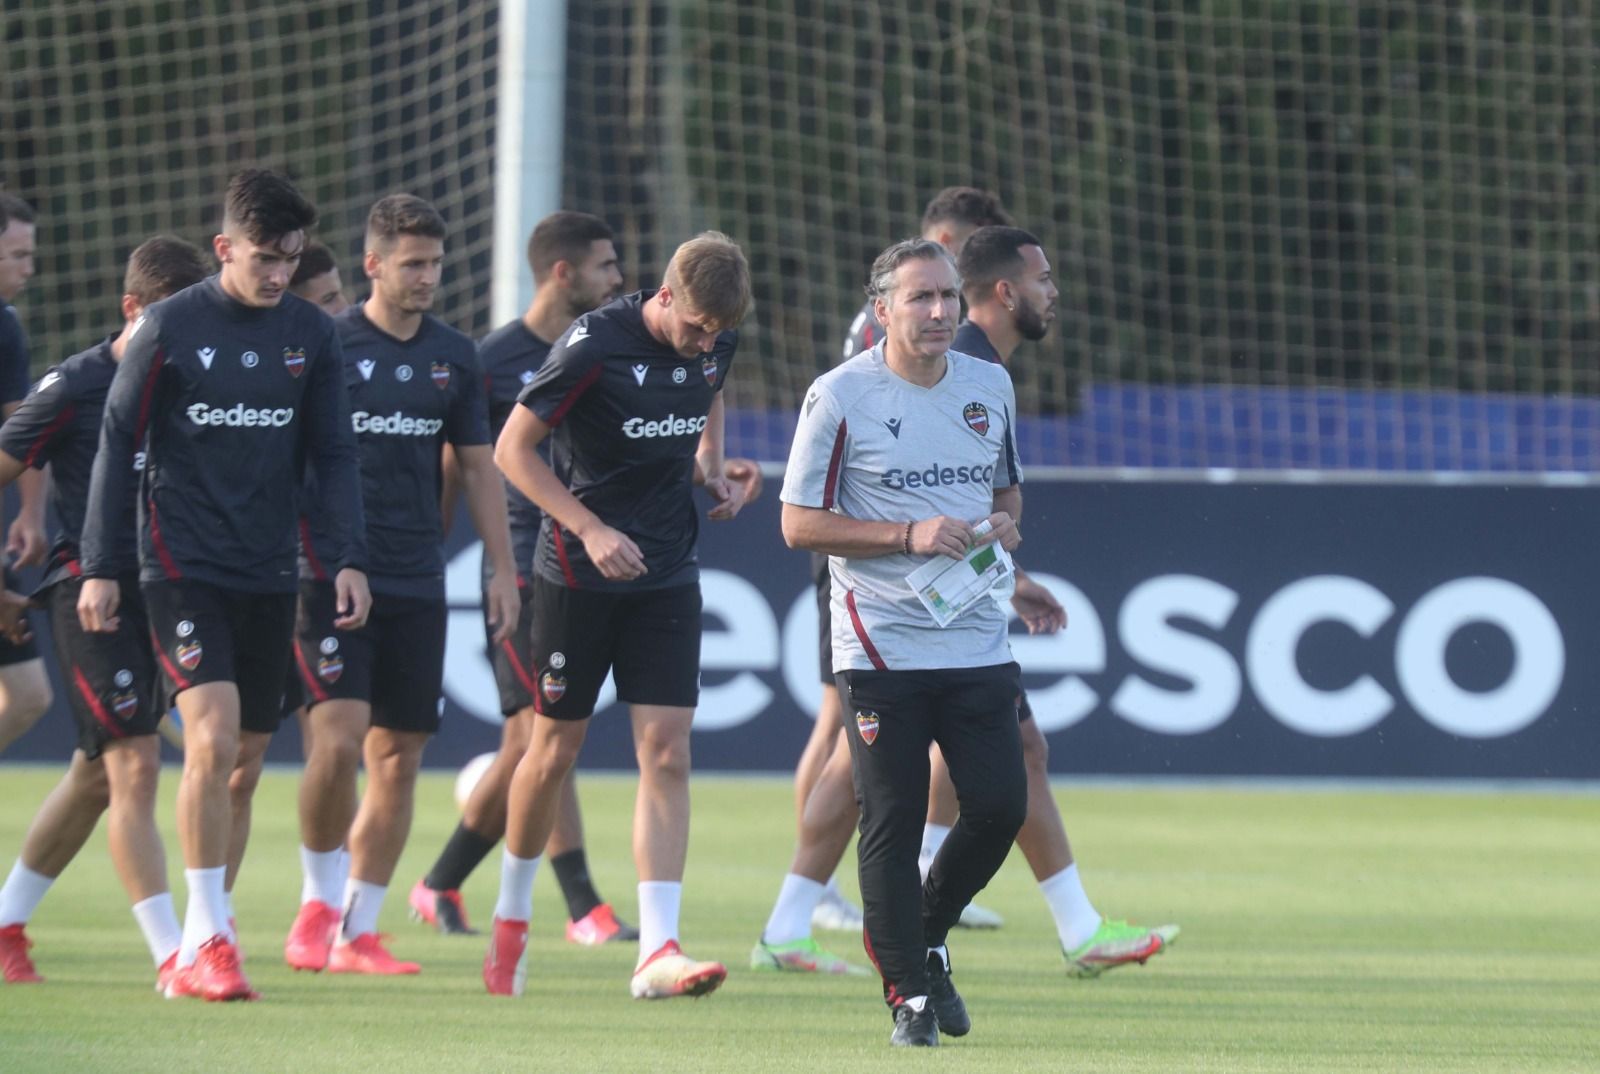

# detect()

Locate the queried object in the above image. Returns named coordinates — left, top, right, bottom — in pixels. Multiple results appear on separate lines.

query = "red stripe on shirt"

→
left=822, top=418, right=848, bottom=509
left=147, top=501, right=182, bottom=579
left=73, top=666, right=127, bottom=740
left=845, top=589, right=887, bottom=670
left=293, top=641, right=330, bottom=704
left=22, top=403, right=76, bottom=468
left=551, top=526, right=579, bottom=588
left=545, top=365, right=603, bottom=427
left=299, top=516, right=329, bottom=582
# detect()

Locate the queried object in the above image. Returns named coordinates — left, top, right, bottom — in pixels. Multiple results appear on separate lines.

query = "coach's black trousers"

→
left=839, top=662, right=1027, bottom=1005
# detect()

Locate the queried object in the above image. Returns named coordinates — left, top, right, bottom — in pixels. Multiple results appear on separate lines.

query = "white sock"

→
left=339, top=878, right=387, bottom=941
left=918, top=824, right=952, bottom=882
left=300, top=846, right=346, bottom=907
left=131, top=893, right=182, bottom=967
left=494, top=850, right=539, bottom=923
left=1039, top=864, right=1102, bottom=950
left=762, top=873, right=827, bottom=945
left=0, top=861, right=54, bottom=927
left=636, top=881, right=682, bottom=963
left=223, top=888, right=235, bottom=933
left=177, top=866, right=229, bottom=967
left=823, top=874, right=842, bottom=897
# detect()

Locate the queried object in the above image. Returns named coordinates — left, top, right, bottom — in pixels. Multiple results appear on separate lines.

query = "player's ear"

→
left=363, top=247, right=383, bottom=281
left=551, top=258, right=574, bottom=287
left=657, top=283, right=674, bottom=309
left=996, top=279, right=1016, bottom=312
left=213, top=233, right=233, bottom=265
left=120, top=294, right=142, bottom=323
left=873, top=294, right=890, bottom=327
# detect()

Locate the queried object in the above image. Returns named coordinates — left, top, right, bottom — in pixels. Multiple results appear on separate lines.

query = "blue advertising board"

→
left=6, top=479, right=1595, bottom=779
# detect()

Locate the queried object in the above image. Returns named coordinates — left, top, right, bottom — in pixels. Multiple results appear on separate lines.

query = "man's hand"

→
left=723, top=457, right=764, bottom=504
left=6, top=518, right=47, bottom=568
left=579, top=523, right=647, bottom=581
left=483, top=569, right=521, bottom=645
left=908, top=515, right=976, bottom=559
left=77, top=577, right=122, bottom=633
left=1011, top=572, right=1066, bottom=634
left=0, top=588, right=32, bottom=644
left=333, top=568, right=372, bottom=630
left=704, top=473, right=747, bottom=522
left=973, top=511, right=1021, bottom=552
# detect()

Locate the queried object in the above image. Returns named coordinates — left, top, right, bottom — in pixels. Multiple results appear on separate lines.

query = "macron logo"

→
left=632, top=363, right=648, bottom=386
left=884, top=417, right=902, bottom=439
left=35, top=370, right=62, bottom=394
left=566, top=322, right=591, bottom=347
left=357, top=358, right=376, bottom=381
left=197, top=347, right=216, bottom=370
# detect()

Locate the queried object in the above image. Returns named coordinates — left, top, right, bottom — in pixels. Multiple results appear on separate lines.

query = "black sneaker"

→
left=890, top=997, right=940, bottom=1047
left=926, top=946, right=970, bottom=1037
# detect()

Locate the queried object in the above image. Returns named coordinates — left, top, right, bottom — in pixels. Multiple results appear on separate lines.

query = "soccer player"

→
left=284, top=194, right=514, bottom=975
left=0, top=192, right=55, bottom=756
left=0, top=237, right=211, bottom=987
left=782, top=238, right=1028, bottom=1046
left=409, top=210, right=640, bottom=944
left=290, top=242, right=350, bottom=316
left=78, top=169, right=371, bottom=1002
left=482, top=232, right=752, bottom=1000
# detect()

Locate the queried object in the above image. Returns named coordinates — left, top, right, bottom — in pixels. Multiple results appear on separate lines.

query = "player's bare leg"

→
left=461, top=711, right=532, bottom=838
left=227, top=730, right=271, bottom=895
left=286, top=699, right=366, bottom=970
left=624, top=703, right=724, bottom=998
left=165, top=682, right=254, bottom=1000
left=102, top=736, right=183, bottom=983
left=482, top=713, right=588, bottom=995
left=330, top=726, right=427, bottom=974
left=794, top=685, right=843, bottom=829
left=0, top=660, right=52, bottom=754
left=752, top=727, right=869, bottom=975
left=0, top=749, right=108, bottom=981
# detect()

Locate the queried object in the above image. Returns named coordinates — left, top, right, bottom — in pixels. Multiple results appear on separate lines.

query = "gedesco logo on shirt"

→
left=352, top=410, right=446, bottom=436
left=881, top=463, right=995, bottom=490
left=186, top=402, right=296, bottom=428
left=622, top=413, right=709, bottom=439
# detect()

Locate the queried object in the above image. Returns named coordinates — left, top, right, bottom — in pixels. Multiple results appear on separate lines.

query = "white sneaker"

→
left=629, top=940, right=727, bottom=999
left=956, top=902, right=1004, bottom=929
left=810, top=887, right=865, bottom=932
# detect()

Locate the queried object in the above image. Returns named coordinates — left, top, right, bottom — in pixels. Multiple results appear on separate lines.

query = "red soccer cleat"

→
left=329, top=933, right=420, bottom=975
left=407, top=878, right=477, bottom=935
left=0, top=923, right=43, bottom=983
left=284, top=900, right=341, bottom=971
left=629, top=940, right=727, bottom=999
left=155, top=952, right=178, bottom=994
left=482, top=916, right=528, bottom=996
left=565, top=903, right=640, bottom=946
left=167, top=934, right=256, bottom=1001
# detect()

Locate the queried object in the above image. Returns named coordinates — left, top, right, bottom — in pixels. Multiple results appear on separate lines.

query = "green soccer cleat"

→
left=1064, top=919, right=1179, bottom=979
left=750, top=936, right=871, bottom=976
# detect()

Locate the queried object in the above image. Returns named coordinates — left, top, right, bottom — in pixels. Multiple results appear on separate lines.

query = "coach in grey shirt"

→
left=780, top=238, right=1027, bottom=1048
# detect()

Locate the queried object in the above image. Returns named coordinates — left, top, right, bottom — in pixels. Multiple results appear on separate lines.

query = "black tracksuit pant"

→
left=838, top=661, right=1028, bottom=1005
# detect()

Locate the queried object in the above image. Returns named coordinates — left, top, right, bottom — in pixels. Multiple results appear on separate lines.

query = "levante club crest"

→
left=963, top=402, right=989, bottom=436
left=431, top=362, right=451, bottom=389
left=284, top=347, right=307, bottom=377
left=855, top=710, right=880, bottom=746
left=701, top=352, right=718, bottom=384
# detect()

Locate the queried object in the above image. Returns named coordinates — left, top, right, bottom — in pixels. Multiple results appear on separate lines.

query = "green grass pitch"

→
left=1, top=767, right=1595, bottom=1072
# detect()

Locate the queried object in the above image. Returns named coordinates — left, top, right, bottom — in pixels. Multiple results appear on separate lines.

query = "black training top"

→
left=301, top=305, right=489, bottom=599
left=514, top=289, right=735, bottom=592
left=0, top=339, right=137, bottom=591
left=80, top=276, right=367, bottom=592
left=951, top=320, right=1003, bottom=365
left=476, top=318, right=553, bottom=585
left=0, top=305, right=30, bottom=406
left=841, top=299, right=881, bottom=365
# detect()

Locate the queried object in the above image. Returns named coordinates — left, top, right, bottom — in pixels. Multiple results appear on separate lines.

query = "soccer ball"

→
left=454, top=752, right=496, bottom=812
